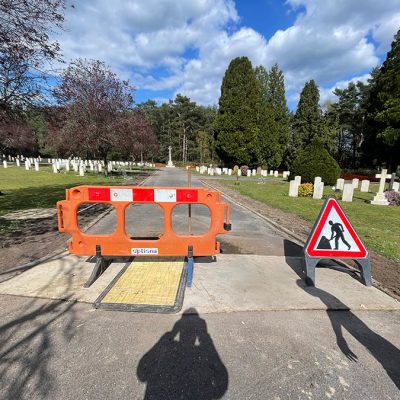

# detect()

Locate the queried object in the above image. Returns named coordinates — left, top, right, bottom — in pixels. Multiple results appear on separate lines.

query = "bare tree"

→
left=52, top=58, right=136, bottom=164
left=0, top=0, right=65, bottom=110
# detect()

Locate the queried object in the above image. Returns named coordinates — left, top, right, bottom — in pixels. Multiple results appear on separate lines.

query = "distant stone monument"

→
left=166, top=146, right=175, bottom=168
left=371, top=169, right=390, bottom=205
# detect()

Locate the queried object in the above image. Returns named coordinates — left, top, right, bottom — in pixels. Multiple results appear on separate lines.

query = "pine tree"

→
left=292, top=80, right=324, bottom=147
left=255, top=64, right=290, bottom=168
left=214, top=57, right=262, bottom=166
left=366, top=29, right=400, bottom=170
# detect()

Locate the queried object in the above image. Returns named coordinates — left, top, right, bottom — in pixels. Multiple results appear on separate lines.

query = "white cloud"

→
left=56, top=0, right=400, bottom=106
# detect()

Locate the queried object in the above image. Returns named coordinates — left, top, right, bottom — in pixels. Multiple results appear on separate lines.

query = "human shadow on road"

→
left=283, top=240, right=400, bottom=390
left=295, top=280, right=400, bottom=390
left=137, top=308, right=228, bottom=400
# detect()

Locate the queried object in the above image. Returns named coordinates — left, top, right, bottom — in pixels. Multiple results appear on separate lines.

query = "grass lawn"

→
left=220, top=177, right=400, bottom=262
left=0, top=165, right=153, bottom=235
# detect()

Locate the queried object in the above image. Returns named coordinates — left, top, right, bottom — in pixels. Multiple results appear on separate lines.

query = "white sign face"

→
left=314, top=207, right=360, bottom=252
left=110, top=188, right=133, bottom=202
left=131, top=248, right=159, bottom=255
left=154, top=189, right=176, bottom=202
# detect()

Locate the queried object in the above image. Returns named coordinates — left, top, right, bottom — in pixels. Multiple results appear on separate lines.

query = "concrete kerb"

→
left=201, top=180, right=399, bottom=302
left=3, top=172, right=156, bottom=280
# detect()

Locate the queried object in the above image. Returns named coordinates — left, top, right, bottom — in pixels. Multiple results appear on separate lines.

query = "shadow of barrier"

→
left=57, top=186, right=231, bottom=287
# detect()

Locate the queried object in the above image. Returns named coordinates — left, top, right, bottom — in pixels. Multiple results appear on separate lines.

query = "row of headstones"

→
left=289, top=176, right=325, bottom=199
left=2, top=157, right=155, bottom=176
left=289, top=170, right=399, bottom=203
left=196, top=165, right=290, bottom=178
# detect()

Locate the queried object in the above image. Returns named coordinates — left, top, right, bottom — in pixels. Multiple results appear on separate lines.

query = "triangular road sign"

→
left=305, top=197, right=368, bottom=259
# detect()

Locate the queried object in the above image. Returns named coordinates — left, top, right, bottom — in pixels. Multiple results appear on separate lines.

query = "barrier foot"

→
left=186, top=246, right=194, bottom=288
left=84, top=245, right=112, bottom=288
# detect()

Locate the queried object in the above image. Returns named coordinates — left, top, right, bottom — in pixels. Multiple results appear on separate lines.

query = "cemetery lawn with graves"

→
left=210, top=177, right=400, bottom=298
left=0, top=165, right=154, bottom=272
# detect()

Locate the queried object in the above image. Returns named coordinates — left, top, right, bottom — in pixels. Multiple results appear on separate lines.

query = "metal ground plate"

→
left=94, top=257, right=187, bottom=313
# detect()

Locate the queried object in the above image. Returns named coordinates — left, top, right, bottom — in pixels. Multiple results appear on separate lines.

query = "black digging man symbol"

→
left=317, top=220, right=351, bottom=250
left=329, top=220, right=351, bottom=250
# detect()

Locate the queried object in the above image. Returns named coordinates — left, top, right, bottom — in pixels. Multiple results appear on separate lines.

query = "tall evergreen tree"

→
left=214, top=57, right=262, bottom=166
left=292, top=80, right=324, bottom=145
left=365, top=30, right=400, bottom=170
left=255, top=64, right=290, bottom=168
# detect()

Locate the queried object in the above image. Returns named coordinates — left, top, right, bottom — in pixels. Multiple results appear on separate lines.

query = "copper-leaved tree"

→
left=53, top=58, right=141, bottom=168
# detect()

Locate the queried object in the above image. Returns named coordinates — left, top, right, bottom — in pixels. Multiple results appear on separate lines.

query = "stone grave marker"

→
left=256, top=167, right=262, bottom=175
left=314, top=176, right=321, bottom=186
left=269, top=170, right=273, bottom=176
left=389, top=173, right=397, bottom=190
left=371, top=169, right=390, bottom=205
left=3, top=161, right=7, bottom=168
left=336, top=178, right=344, bottom=190
left=25, top=160, right=30, bottom=170
left=79, top=164, right=85, bottom=176
left=342, top=183, right=354, bottom=202
left=16, top=159, right=20, bottom=167
left=52, top=163, right=58, bottom=173
left=313, top=181, right=324, bottom=199
left=228, top=169, right=232, bottom=176
left=289, top=180, right=299, bottom=197
left=274, top=170, right=279, bottom=177
left=237, top=169, right=242, bottom=177
left=352, top=178, right=359, bottom=189
left=34, top=161, right=39, bottom=171
left=393, top=182, right=399, bottom=192
left=360, top=180, right=370, bottom=192
left=294, top=176, right=301, bottom=185
left=252, top=169, right=256, bottom=176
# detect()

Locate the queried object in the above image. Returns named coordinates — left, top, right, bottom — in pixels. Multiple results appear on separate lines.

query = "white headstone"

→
left=360, top=180, right=370, bottom=192
left=289, top=180, right=299, bottom=197
left=269, top=170, right=273, bottom=176
left=237, top=169, right=242, bottom=177
left=65, top=161, right=70, bottom=172
left=393, top=182, right=399, bottom=192
left=25, top=160, right=30, bottom=170
left=283, top=171, right=290, bottom=179
left=252, top=169, right=256, bottom=176
left=294, top=176, right=301, bottom=185
left=3, top=161, right=7, bottom=168
left=52, top=163, right=58, bottom=173
left=98, top=163, right=102, bottom=173
left=228, top=169, right=232, bottom=176
left=274, top=170, right=279, bottom=177
left=209, top=168, right=214, bottom=176
left=313, top=182, right=324, bottom=199
left=336, top=178, right=345, bottom=190
left=79, top=165, right=85, bottom=176
left=16, top=159, right=20, bottom=167
left=342, top=183, right=354, bottom=202
left=34, top=161, right=39, bottom=171
left=352, top=178, right=359, bottom=189
left=314, top=176, right=322, bottom=186
left=371, top=169, right=390, bottom=205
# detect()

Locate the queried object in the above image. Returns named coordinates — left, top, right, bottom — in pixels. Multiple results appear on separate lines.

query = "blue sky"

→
left=56, top=0, right=400, bottom=109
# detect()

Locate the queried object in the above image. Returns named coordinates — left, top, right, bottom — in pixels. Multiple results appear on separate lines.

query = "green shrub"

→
left=298, top=183, right=313, bottom=197
left=290, top=139, right=340, bottom=185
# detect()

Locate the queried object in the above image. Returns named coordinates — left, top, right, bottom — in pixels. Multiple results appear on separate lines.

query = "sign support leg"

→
left=303, top=254, right=319, bottom=286
left=186, top=245, right=194, bottom=287
left=84, top=245, right=112, bottom=288
left=355, top=258, right=372, bottom=286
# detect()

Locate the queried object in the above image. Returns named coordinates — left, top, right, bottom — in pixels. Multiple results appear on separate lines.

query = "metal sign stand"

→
left=303, top=196, right=372, bottom=287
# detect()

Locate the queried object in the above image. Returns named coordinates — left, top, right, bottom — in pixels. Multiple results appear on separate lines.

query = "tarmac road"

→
left=1, top=167, right=399, bottom=399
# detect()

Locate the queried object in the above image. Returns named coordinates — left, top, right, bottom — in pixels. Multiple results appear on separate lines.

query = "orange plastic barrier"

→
left=57, top=185, right=231, bottom=257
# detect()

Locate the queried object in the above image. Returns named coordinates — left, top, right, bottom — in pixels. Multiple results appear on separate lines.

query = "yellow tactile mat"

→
left=101, top=257, right=185, bottom=306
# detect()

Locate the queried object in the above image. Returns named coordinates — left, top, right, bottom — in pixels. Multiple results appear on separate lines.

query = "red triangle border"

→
left=306, top=198, right=368, bottom=259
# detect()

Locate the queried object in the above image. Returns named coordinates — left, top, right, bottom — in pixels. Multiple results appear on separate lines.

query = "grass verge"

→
left=0, top=165, right=152, bottom=235
left=219, top=178, right=400, bottom=262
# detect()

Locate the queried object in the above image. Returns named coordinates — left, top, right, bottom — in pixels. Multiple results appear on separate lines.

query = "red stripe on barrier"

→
left=88, top=187, right=110, bottom=201
left=177, top=189, right=198, bottom=202
left=133, top=188, right=154, bottom=202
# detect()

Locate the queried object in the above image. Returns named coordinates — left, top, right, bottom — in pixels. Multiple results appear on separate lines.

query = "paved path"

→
left=0, top=167, right=400, bottom=399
